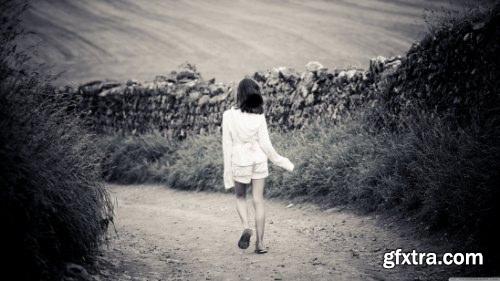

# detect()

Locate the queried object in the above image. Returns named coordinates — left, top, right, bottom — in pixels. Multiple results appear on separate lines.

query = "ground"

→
left=95, top=184, right=461, bottom=281
left=21, top=0, right=472, bottom=85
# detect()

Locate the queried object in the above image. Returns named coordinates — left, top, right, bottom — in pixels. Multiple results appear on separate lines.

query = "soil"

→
left=96, top=184, right=462, bottom=281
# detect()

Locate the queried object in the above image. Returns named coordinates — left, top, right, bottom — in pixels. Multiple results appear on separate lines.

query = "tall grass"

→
left=100, top=132, right=178, bottom=184
left=0, top=77, right=114, bottom=281
left=1, top=2, right=113, bottom=280
left=102, top=112, right=499, bottom=230
left=100, top=132, right=225, bottom=191
left=161, top=133, right=224, bottom=191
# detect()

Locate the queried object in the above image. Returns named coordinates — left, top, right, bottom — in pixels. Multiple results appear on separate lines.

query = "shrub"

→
left=373, top=3, right=500, bottom=130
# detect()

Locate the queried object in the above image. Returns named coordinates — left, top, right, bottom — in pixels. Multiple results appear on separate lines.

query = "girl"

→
left=222, top=78, right=294, bottom=254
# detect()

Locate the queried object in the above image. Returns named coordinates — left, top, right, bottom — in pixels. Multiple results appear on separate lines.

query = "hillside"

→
left=21, top=0, right=472, bottom=85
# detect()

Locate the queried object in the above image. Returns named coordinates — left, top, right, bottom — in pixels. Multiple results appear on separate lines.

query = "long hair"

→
left=236, top=78, right=264, bottom=114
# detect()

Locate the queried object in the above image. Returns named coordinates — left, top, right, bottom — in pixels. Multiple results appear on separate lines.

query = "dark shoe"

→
left=238, top=228, right=252, bottom=249
left=254, top=248, right=268, bottom=254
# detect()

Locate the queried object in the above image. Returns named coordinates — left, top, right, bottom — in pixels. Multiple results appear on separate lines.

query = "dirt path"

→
left=96, top=184, right=458, bottom=281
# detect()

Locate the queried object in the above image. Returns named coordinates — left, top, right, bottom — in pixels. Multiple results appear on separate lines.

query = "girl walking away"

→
left=222, top=78, right=294, bottom=254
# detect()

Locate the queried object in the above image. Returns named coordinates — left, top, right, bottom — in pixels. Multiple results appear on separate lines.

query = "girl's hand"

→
left=282, top=158, right=294, bottom=172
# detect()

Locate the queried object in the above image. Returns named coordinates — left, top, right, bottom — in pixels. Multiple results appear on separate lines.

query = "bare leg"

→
left=251, top=178, right=266, bottom=250
left=234, top=181, right=250, bottom=229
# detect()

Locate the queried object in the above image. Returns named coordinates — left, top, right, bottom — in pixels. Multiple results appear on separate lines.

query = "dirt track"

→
left=99, top=184, right=460, bottom=281
left=21, top=0, right=468, bottom=85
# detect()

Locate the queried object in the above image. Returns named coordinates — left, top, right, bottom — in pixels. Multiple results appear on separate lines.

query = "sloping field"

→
left=22, top=0, right=468, bottom=85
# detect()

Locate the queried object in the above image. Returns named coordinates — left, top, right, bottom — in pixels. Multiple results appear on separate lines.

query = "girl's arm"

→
left=257, top=115, right=294, bottom=171
left=222, top=111, right=235, bottom=189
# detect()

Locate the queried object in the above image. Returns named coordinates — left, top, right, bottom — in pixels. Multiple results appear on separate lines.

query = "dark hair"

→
left=237, top=78, right=264, bottom=114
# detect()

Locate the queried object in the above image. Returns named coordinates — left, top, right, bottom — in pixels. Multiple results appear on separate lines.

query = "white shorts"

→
left=232, top=161, right=269, bottom=184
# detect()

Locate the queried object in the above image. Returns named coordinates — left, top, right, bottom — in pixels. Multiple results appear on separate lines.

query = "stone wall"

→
left=59, top=59, right=402, bottom=139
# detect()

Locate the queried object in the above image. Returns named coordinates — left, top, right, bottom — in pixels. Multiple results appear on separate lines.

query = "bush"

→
left=99, top=132, right=225, bottom=191
left=0, top=2, right=113, bottom=280
left=161, top=133, right=224, bottom=191
left=373, top=3, right=500, bottom=130
left=100, top=133, right=178, bottom=184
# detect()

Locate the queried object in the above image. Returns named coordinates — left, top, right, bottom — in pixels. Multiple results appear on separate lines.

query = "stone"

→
left=253, top=71, right=267, bottom=82
left=198, top=95, right=210, bottom=106
left=101, top=80, right=122, bottom=90
left=68, top=55, right=380, bottom=138
left=346, top=69, right=358, bottom=80
left=277, top=67, right=296, bottom=80
left=270, top=67, right=282, bottom=79
left=305, top=61, right=325, bottom=72
left=65, top=263, right=92, bottom=281
left=386, top=60, right=402, bottom=72
left=177, top=70, right=198, bottom=81
left=299, top=85, right=309, bottom=98
left=188, top=91, right=201, bottom=102
left=267, top=77, right=280, bottom=86
left=154, top=75, right=168, bottom=82
left=176, top=62, right=200, bottom=82
left=350, top=249, right=360, bottom=258
left=301, top=71, right=315, bottom=87
left=126, top=79, right=139, bottom=86
left=337, top=71, right=347, bottom=80
left=369, top=56, right=387, bottom=74
left=305, top=94, right=314, bottom=106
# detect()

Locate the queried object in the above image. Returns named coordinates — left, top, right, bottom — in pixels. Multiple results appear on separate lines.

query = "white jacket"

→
left=222, top=107, right=294, bottom=189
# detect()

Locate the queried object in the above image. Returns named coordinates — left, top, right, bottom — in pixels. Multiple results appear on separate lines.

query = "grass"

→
left=101, top=112, right=499, bottom=229
left=100, top=132, right=179, bottom=184
left=0, top=76, right=114, bottom=281
left=1, top=2, right=113, bottom=280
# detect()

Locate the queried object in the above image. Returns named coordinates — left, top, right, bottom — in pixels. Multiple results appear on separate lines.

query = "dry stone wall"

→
left=59, top=59, right=402, bottom=139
